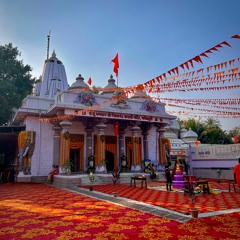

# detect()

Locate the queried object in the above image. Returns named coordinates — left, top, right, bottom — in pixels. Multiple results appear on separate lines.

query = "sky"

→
left=0, top=0, right=239, bottom=131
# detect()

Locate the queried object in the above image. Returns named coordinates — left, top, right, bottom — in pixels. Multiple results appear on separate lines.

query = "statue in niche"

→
left=110, top=91, right=131, bottom=109
left=73, top=91, right=97, bottom=106
left=17, top=131, right=36, bottom=175
left=140, top=100, right=158, bottom=112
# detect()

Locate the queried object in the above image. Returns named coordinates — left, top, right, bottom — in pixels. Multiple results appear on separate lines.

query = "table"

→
left=130, top=176, right=147, bottom=188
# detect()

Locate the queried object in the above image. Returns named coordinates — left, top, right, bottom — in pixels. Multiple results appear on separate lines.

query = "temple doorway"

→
left=105, top=150, right=114, bottom=172
left=70, top=148, right=80, bottom=172
left=105, top=136, right=117, bottom=171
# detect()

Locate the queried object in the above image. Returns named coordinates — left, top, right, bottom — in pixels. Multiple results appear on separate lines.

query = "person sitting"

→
left=147, top=163, right=157, bottom=179
left=48, top=165, right=59, bottom=183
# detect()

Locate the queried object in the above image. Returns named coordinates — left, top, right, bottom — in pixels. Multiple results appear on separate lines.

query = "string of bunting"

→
left=20, top=34, right=240, bottom=123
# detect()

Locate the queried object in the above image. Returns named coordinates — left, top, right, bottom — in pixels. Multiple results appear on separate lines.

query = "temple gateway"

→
left=12, top=51, right=176, bottom=181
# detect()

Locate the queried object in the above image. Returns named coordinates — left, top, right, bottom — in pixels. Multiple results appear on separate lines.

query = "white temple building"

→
left=13, top=51, right=177, bottom=182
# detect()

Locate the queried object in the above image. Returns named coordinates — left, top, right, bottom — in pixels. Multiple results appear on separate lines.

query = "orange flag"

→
left=87, top=77, right=92, bottom=86
left=111, top=53, right=119, bottom=77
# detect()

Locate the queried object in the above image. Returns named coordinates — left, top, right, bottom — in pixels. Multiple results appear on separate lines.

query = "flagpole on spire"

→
left=111, top=53, right=119, bottom=87
left=47, top=30, right=51, bottom=59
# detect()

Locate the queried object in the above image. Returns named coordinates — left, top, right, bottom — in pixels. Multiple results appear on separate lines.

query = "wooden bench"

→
left=130, top=176, right=147, bottom=189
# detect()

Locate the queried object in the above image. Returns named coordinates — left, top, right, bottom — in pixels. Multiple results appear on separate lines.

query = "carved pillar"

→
left=52, top=123, right=62, bottom=166
left=85, top=127, right=94, bottom=169
left=95, top=121, right=106, bottom=172
left=130, top=124, right=141, bottom=171
left=157, top=127, right=166, bottom=138
left=157, top=126, right=168, bottom=166
left=118, top=129, right=125, bottom=168
left=142, top=131, right=149, bottom=160
left=59, top=120, right=72, bottom=166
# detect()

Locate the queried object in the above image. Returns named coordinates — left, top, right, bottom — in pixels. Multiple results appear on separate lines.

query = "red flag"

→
left=233, top=135, right=239, bottom=143
left=231, top=35, right=240, bottom=39
left=87, top=77, right=92, bottom=86
left=111, top=53, right=119, bottom=77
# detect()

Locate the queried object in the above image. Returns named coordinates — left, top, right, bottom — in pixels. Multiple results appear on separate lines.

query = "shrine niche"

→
left=110, top=91, right=131, bottom=109
left=17, top=131, right=36, bottom=175
left=140, top=100, right=158, bottom=112
left=73, top=91, right=97, bottom=106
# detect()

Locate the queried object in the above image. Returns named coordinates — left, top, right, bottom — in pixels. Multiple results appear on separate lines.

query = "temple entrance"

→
left=105, top=150, right=114, bottom=172
left=70, top=148, right=80, bottom=172
left=105, top=136, right=117, bottom=171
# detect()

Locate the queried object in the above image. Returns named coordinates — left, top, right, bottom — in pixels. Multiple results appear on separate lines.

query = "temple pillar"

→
left=130, top=124, right=141, bottom=172
left=59, top=120, right=72, bottom=167
left=142, top=131, right=149, bottom=160
left=119, top=129, right=125, bottom=169
left=95, top=121, right=107, bottom=173
left=52, top=123, right=62, bottom=166
left=85, top=127, right=94, bottom=170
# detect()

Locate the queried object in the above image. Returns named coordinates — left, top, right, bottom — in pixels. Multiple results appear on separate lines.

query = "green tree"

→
left=0, top=43, right=34, bottom=125
left=186, top=118, right=205, bottom=137
left=199, top=128, right=232, bottom=144
left=204, top=117, right=221, bottom=130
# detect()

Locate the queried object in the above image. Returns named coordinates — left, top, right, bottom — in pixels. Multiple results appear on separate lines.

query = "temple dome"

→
left=130, top=90, right=147, bottom=99
left=69, top=74, right=89, bottom=90
left=184, top=128, right=198, bottom=138
left=166, top=120, right=180, bottom=130
left=99, top=75, right=118, bottom=95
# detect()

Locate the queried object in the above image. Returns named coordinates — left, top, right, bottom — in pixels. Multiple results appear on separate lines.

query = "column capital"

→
left=59, top=120, right=72, bottom=132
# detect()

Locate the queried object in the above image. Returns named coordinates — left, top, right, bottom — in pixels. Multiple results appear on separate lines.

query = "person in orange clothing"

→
left=234, top=158, right=240, bottom=188
left=48, top=165, right=59, bottom=183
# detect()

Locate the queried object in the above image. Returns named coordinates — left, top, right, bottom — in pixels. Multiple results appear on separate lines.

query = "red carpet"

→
left=0, top=183, right=240, bottom=240
left=81, top=181, right=240, bottom=214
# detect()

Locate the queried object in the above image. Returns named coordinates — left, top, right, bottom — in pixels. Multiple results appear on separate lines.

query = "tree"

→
left=185, top=118, right=205, bottom=137
left=199, top=128, right=232, bottom=144
left=204, top=117, right=221, bottom=130
left=0, top=43, right=34, bottom=125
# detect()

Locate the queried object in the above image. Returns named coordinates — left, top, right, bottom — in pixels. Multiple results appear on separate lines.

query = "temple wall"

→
left=25, top=118, right=54, bottom=176
left=148, top=127, right=158, bottom=164
left=187, top=144, right=240, bottom=180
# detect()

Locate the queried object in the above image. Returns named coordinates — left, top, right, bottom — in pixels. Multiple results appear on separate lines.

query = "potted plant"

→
left=188, top=180, right=200, bottom=218
left=89, top=172, right=95, bottom=191
left=216, top=169, right=223, bottom=183
left=62, top=159, right=73, bottom=175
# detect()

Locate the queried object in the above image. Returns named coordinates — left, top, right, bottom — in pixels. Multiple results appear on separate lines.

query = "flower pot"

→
left=89, top=186, right=93, bottom=191
left=189, top=208, right=199, bottom=218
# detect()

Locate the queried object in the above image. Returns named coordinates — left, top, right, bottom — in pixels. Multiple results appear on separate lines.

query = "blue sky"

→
left=0, top=0, right=239, bottom=131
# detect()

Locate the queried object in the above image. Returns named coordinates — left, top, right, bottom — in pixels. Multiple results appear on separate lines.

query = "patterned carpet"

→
left=81, top=180, right=240, bottom=215
left=0, top=183, right=239, bottom=240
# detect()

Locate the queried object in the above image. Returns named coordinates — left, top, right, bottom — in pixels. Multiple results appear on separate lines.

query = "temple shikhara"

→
left=13, top=50, right=178, bottom=181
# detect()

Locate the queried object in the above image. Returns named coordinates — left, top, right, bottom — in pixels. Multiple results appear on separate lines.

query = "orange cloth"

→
left=234, top=163, right=240, bottom=185
left=48, top=167, right=59, bottom=182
